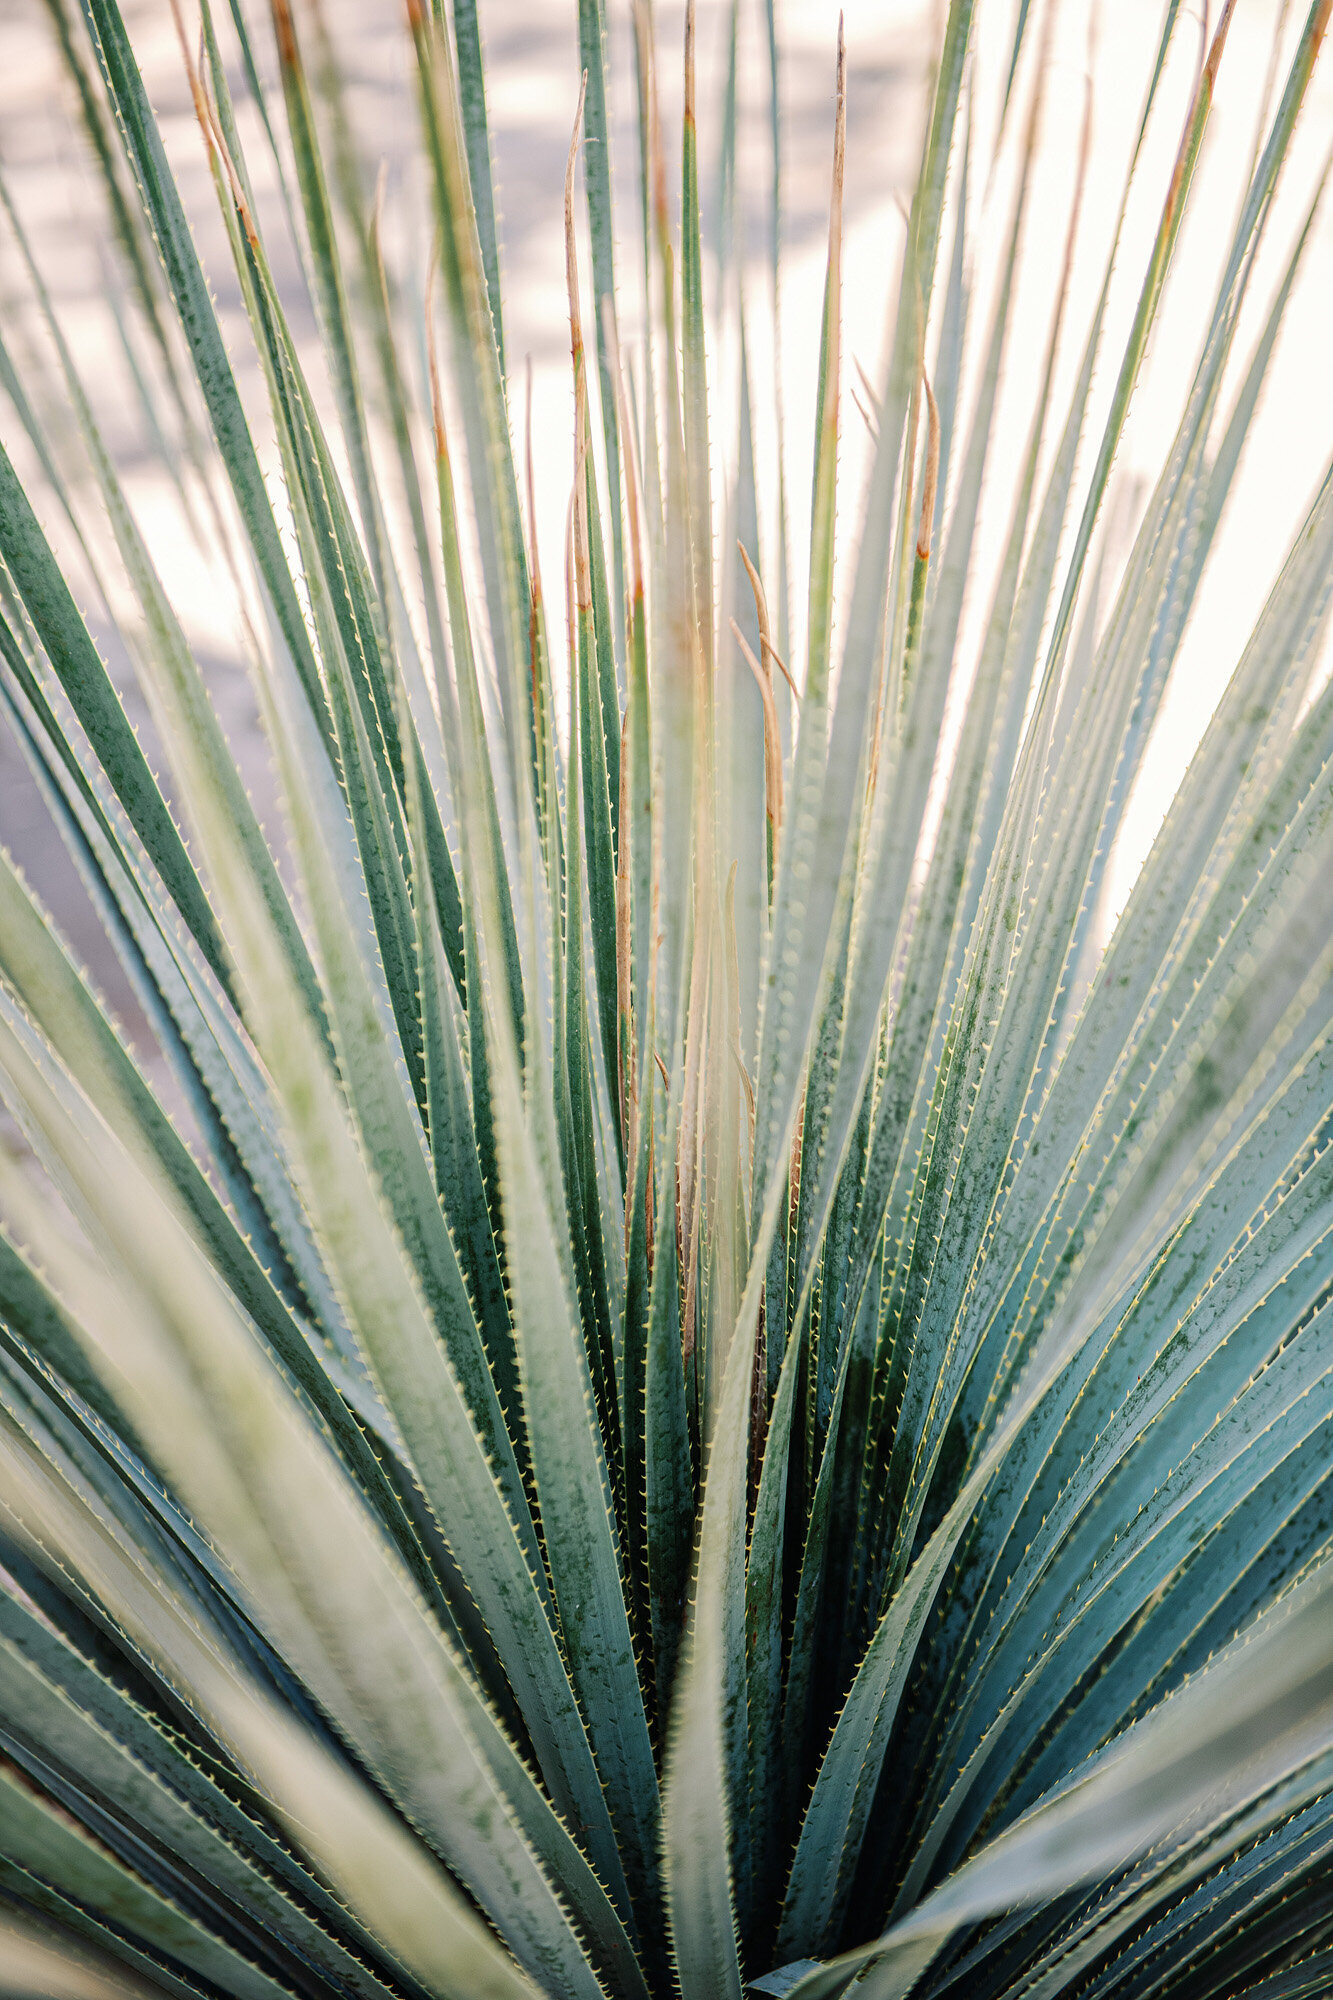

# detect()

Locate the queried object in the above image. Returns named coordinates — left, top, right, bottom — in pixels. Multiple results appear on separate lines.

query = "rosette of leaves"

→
left=2, top=0, right=1333, bottom=1996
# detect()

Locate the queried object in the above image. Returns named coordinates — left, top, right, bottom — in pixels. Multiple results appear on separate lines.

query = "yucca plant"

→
left=3, top=0, right=1333, bottom=1993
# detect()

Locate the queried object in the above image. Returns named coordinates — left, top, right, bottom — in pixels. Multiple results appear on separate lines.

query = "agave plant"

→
left=2, top=0, right=1333, bottom=1992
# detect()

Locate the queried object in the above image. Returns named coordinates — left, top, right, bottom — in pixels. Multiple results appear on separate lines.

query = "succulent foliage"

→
left=2, top=0, right=1333, bottom=1996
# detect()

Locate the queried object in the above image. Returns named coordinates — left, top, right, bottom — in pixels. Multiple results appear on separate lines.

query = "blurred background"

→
left=0, top=0, right=1330, bottom=1048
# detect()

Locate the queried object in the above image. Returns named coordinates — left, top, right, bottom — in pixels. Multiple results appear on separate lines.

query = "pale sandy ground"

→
left=0, top=0, right=1330, bottom=1046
